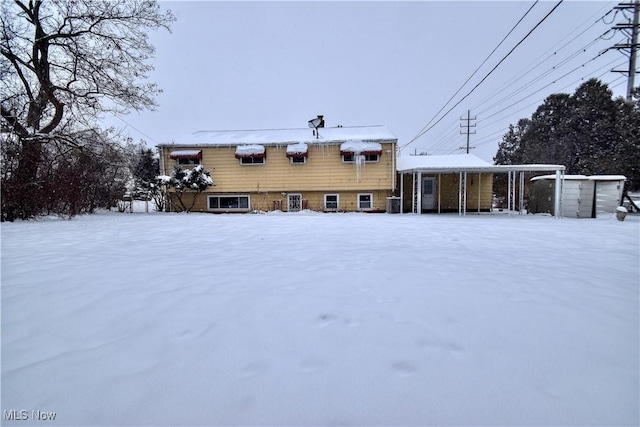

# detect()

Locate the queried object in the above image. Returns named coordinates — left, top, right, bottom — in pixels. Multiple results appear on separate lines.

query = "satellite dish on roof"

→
left=308, top=118, right=322, bottom=128
left=308, top=115, right=324, bottom=139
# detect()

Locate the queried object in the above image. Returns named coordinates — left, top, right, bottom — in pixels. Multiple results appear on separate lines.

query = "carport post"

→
left=554, top=169, right=563, bottom=218
left=400, top=172, right=404, bottom=214
left=519, top=172, right=525, bottom=215
left=438, top=174, right=441, bottom=214
left=417, top=172, right=423, bottom=214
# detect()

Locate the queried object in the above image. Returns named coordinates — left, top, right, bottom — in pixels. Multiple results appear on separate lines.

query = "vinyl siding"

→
left=160, top=142, right=396, bottom=213
left=167, top=190, right=393, bottom=213
left=161, top=143, right=395, bottom=193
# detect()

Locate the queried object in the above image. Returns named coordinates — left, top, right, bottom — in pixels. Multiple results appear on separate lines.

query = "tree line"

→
left=494, top=79, right=640, bottom=192
left=1, top=0, right=174, bottom=221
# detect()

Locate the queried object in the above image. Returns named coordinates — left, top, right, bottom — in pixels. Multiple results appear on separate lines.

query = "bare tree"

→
left=1, top=0, right=174, bottom=219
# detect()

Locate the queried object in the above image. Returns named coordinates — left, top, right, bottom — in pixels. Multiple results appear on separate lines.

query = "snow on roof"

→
left=396, top=154, right=492, bottom=173
left=588, top=175, right=626, bottom=181
left=531, top=175, right=588, bottom=182
left=160, top=125, right=396, bottom=147
left=234, top=145, right=265, bottom=156
left=397, top=155, right=566, bottom=173
left=286, top=142, right=308, bottom=155
left=169, top=149, right=202, bottom=159
left=339, top=140, right=382, bottom=154
left=531, top=174, right=626, bottom=182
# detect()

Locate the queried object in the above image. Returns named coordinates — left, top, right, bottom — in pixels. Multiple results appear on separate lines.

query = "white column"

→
left=463, top=172, right=467, bottom=216
left=400, top=173, right=404, bottom=214
left=477, top=173, right=481, bottom=214
left=411, top=173, right=416, bottom=214
left=458, top=172, right=462, bottom=216
left=438, top=174, right=441, bottom=214
left=554, top=169, right=563, bottom=218
left=417, top=172, right=423, bottom=214
left=519, top=171, right=525, bottom=215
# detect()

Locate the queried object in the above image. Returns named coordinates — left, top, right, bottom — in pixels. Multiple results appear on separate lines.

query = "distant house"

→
left=157, top=122, right=398, bottom=213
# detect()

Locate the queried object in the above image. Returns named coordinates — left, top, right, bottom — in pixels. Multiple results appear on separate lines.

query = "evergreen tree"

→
left=132, top=147, right=160, bottom=199
left=163, top=165, right=214, bottom=212
left=494, top=79, right=640, bottom=190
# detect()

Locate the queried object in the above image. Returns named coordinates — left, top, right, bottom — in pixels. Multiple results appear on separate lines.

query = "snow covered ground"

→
left=2, top=211, right=638, bottom=426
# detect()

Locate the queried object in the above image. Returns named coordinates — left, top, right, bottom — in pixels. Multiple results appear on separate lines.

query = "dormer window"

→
left=286, top=143, right=308, bottom=165
left=235, top=145, right=266, bottom=165
left=340, top=140, right=382, bottom=163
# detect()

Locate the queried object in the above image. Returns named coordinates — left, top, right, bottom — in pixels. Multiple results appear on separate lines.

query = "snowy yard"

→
left=1, top=211, right=638, bottom=426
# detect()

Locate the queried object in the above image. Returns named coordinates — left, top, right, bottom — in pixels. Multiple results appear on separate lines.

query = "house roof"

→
left=396, top=153, right=491, bottom=173
left=396, top=153, right=566, bottom=174
left=158, top=125, right=397, bottom=147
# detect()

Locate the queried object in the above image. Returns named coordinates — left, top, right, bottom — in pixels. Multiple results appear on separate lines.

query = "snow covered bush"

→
left=159, top=165, right=214, bottom=212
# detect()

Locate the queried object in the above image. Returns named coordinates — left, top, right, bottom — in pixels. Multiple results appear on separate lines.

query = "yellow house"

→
left=157, top=124, right=398, bottom=213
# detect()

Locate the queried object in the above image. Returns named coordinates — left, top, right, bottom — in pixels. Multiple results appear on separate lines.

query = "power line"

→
left=111, top=112, right=160, bottom=145
left=405, top=1, right=540, bottom=146
left=400, top=0, right=565, bottom=152
left=470, top=3, right=618, bottom=113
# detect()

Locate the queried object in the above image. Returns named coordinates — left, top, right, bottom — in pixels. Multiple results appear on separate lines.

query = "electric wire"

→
left=470, top=2, right=618, bottom=113
left=420, top=5, right=625, bottom=155
left=406, top=1, right=540, bottom=149
left=400, top=0, right=566, bottom=152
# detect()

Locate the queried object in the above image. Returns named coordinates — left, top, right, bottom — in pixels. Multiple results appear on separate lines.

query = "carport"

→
left=396, top=154, right=566, bottom=218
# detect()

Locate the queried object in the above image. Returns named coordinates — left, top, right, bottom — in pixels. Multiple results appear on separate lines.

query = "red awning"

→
left=169, top=150, right=202, bottom=160
left=235, top=145, right=266, bottom=159
left=339, top=141, right=382, bottom=156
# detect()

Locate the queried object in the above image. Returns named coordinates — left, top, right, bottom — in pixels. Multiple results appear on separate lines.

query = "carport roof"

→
left=396, top=154, right=565, bottom=174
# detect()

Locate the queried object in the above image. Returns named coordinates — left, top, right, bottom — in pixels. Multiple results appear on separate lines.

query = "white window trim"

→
left=208, top=195, right=251, bottom=212
left=324, top=194, right=340, bottom=211
left=341, top=154, right=380, bottom=163
left=357, top=193, right=373, bottom=211
left=177, top=158, right=201, bottom=165
left=239, top=157, right=265, bottom=165
left=289, top=156, right=307, bottom=165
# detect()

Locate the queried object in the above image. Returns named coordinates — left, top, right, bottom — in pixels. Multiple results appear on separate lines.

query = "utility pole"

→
left=459, top=110, right=476, bottom=154
left=612, top=0, right=640, bottom=103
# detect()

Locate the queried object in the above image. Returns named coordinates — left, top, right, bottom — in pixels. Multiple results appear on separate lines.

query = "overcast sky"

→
left=104, top=1, right=630, bottom=162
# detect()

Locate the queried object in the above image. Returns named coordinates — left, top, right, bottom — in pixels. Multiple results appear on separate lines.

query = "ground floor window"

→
left=324, top=194, right=339, bottom=210
left=358, top=193, right=373, bottom=210
left=208, top=195, right=250, bottom=211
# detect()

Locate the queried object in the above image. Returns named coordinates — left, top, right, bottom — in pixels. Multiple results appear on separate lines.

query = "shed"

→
left=529, top=174, right=626, bottom=218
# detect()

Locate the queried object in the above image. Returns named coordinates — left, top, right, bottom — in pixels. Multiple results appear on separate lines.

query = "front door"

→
left=288, top=193, right=302, bottom=212
left=422, top=177, right=436, bottom=211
